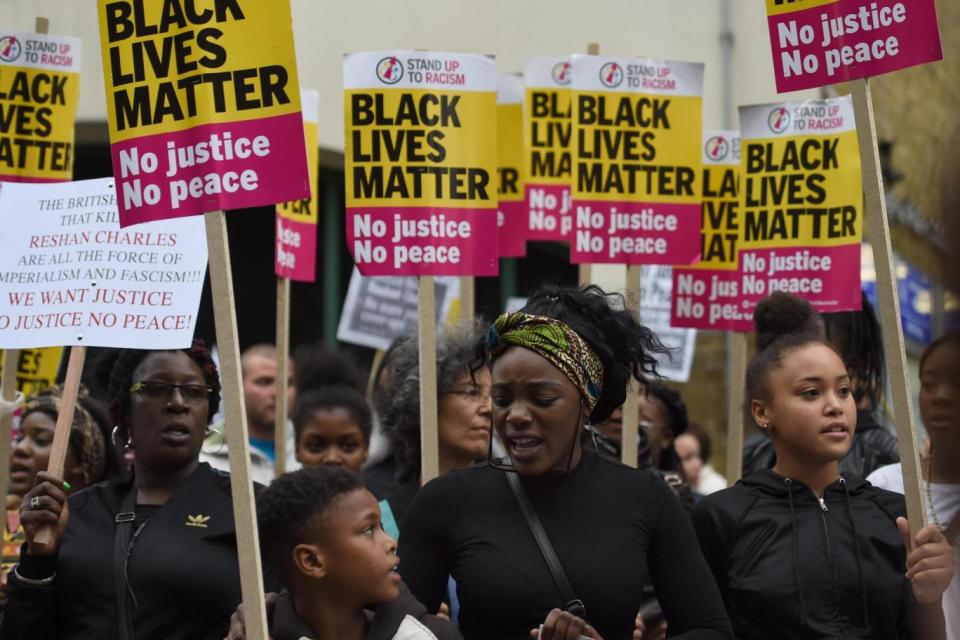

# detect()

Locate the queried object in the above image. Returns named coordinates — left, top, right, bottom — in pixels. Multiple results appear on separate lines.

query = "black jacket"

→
left=3, top=463, right=266, bottom=640
left=692, top=470, right=945, bottom=640
left=272, top=582, right=462, bottom=640
left=742, top=410, right=900, bottom=478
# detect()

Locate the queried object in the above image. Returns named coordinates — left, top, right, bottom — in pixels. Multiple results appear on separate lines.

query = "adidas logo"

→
left=185, top=514, right=210, bottom=528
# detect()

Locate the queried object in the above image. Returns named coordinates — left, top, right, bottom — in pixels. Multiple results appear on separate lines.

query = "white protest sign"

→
left=0, top=178, right=207, bottom=348
left=640, top=265, right=696, bottom=383
left=337, top=268, right=460, bottom=351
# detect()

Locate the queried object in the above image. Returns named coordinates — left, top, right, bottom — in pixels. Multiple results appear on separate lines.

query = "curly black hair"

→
left=107, top=339, right=221, bottom=438
left=509, top=284, right=668, bottom=425
left=821, top=292, right=885, bottom=412
left=292, top=385, right=372, bottom=444
left=381, top=320, right=488, bottom=483
left=257, top=466, right=365, bottom=585
left=293, top=341, right=365, bottom=394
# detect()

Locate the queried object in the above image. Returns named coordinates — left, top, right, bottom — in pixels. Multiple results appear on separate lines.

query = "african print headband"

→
left=485, top=312, right=604, bottom=412
left=22, top=385, right=106, bottom=485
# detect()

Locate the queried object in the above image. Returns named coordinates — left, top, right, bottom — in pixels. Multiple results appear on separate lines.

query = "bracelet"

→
left=12, top=565, right=56, bottom=586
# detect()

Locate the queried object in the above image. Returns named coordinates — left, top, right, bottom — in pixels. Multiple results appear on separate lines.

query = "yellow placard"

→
left=524, top=87, right=571, bottom=187
left=99, top=0, right=302, bottom=142
left=572, top=91, right=702, bottom=205
left=277, top=120, right=319, bottom=225
left=765, top=0, right=838, bottom=16
left=740, top=128, right=861, bottom=250
left=0, top=31, right=81, bottom=182
left=344, top=89, right=497, bottom=210
left=0, top=347, right=63, bottom=398
left=497, top=101, right=524, bottom=204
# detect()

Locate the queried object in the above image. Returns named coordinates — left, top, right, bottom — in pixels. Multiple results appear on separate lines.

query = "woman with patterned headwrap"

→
left=398, top=285, right=732, bottom=640
left=2, top=385, right=120, bottom=603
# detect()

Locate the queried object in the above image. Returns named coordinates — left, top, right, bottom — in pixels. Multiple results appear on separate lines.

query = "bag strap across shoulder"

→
left=113, top=485, right=137, bottom=640
left=505, top=470, right=586, bottom=619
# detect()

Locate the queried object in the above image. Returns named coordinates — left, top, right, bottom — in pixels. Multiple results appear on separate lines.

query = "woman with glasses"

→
left=398, top=286, right=732, bottom=640
left=363, top=320, right=492, bottom=527
left=3, top=341, right=265, bottom=640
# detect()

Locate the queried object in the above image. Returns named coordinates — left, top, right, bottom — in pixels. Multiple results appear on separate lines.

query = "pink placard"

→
left=570, top=201, right=701, bottom=265
left=346, top=206, right=498, bottom=276
left=768, top=0, right=943, bottom=93
left=275, top=215, right=317, bottom=282
left=111, top=112, right=310, bottom=227
left=672, top=243, right=862, bottom=331
left=498, top=200, right=527, bottom=257
left=525, top=184, right=572, bottom=241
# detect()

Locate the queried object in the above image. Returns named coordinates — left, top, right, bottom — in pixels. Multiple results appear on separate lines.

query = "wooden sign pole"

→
left=459, top=276, right=475, bottom=322
left=274, top=276, right=291, bottom=476
left=418, top=276, right=440, bottom=483
left=724, top=333, right=747, bottom=482
left=621, top=265, right=642, bottom=467
left=577, top=42, right=601, bottom=289
left=32, top=345, right=85, bottom=545
left=205, top=211, right=269, bottom=639
left=851, top=80, right=926, bottom=536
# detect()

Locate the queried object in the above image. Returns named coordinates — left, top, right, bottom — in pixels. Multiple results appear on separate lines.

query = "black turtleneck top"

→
left=397, top=450, right=732, bottom=640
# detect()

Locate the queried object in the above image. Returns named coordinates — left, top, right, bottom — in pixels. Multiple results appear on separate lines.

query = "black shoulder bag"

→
left=505, top=470, right=587, bottom=619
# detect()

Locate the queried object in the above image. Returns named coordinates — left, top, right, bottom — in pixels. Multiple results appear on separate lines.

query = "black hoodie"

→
left=271, top=582, right=462, bottom=640
left=692, top=470, right=945, bottom=640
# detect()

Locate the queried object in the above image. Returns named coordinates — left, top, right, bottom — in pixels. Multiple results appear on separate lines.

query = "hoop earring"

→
left=111, top=425, right=131, bottom=449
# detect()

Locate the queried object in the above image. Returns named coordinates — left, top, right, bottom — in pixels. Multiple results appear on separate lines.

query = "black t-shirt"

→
left=398, top=451, right=731, bottom=640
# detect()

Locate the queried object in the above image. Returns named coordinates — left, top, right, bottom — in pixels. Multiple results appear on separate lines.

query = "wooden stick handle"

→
left=32, top=346, right=85, bottom=546
left=851, top=80, right=926, bottom=537
left=459, top=276, right=475, bottom=323
left=725, top=333, right=747, bottom=483
left=418, top=277, right=440, bottom=483
left=205, top=211, right=269, bottom=640
left=274, top=276, right=291, bottom=477
left=621, top=265, right=642, bottom=468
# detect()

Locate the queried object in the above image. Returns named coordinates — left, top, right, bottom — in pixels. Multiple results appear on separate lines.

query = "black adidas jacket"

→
left=2, top=463, right=274, bottom=639
left=692, top=470, right=945, bottom=639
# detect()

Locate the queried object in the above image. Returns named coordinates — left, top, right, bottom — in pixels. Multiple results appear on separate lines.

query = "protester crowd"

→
left=0, top=286, right=956, bottom=640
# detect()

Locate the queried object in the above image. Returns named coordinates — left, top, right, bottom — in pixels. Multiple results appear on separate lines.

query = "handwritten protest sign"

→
left=571, top=56, right=703, bottom=265
left=275, top=89, right=319, bottom=281
left=0, top=178, right=206, bottom=348
left=344, top=51, right=498, bottom=276
left=0, top=347, right=63, bottom=397
left=671, top=130, right=742, bottom=330
left=524, top=57, right=572, bottom=240
left=97, top=0, right=310, bottom=226
left=692, top=98, right=862, bottom=331
left=766, top=0, right=942, bottom=93
left=497, top=74, right=526, bottom=257
left=0, top=30, right=80, bottom=182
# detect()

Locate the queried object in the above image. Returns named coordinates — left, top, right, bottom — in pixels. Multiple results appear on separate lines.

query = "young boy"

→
left=257, top=466, right=461, bottom=640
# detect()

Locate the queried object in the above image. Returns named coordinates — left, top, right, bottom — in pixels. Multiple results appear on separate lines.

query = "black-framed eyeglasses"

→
left=129, top=381, right=213, bottom=401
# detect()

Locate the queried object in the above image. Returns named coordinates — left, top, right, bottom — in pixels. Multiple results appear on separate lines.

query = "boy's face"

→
left=315, top=488, right=400, bottom=604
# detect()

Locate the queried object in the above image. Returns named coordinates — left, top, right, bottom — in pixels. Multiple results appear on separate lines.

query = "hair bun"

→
left=753, top=292, right=824, bottom=351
